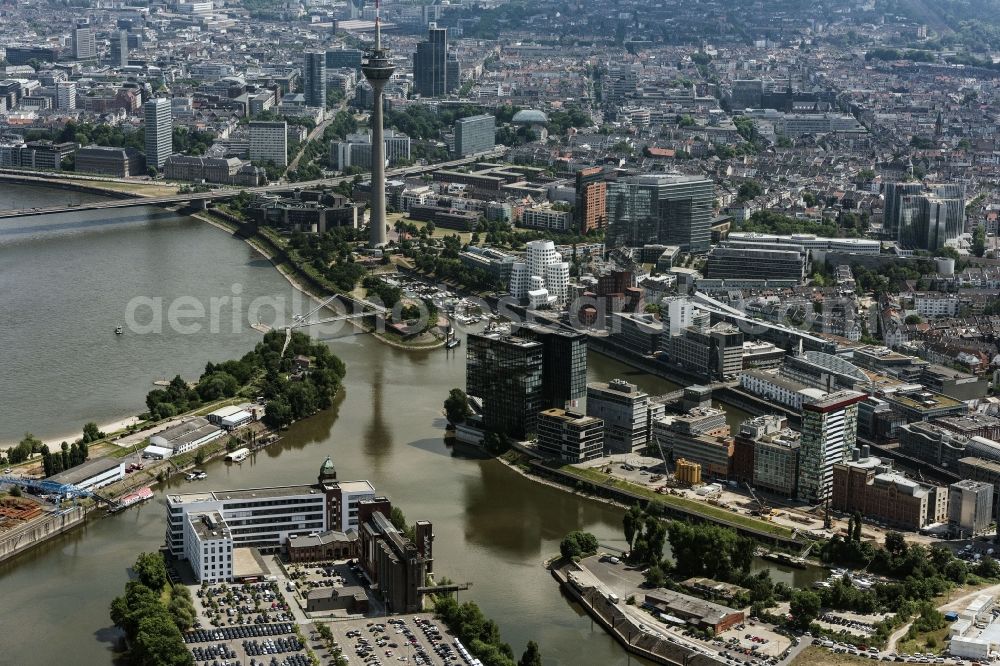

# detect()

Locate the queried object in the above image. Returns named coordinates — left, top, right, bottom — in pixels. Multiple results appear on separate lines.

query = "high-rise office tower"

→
left=466, top=331, right=544, bottom=440
left=55, top=81, right=76, bottom=110
left=304, top=50, right=327, bottom=108
left=110, top=30, right=130, bottom=67
left=72, top=22, right=96, bottom=60
left=512, top=322, right=588, bottom=411
left=575, top=167, right=607, bottom=233
left=249, top=120, right=288, bottom=167
left=361, top=0, right=394, bottom=247
left=144, top=98, right=173, bottom=169
left=413, top=23, right=447, bottom=97
left=606, top=174, right=714, bottom=252
left=797, top=390, right=866, bottom=503
left=445, top=51, right=460, bottom=94
left=453, top=114, right=495, bottom=156
left=886, top=182, right=966, bottom=250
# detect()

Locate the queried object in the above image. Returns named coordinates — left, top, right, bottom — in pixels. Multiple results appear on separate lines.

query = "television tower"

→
left=361, top=0, right=394, bottom=247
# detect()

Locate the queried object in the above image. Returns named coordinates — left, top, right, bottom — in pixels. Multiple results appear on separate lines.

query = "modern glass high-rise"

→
left=606, top=174, right=714, bottom=252
left=466, top=332, right=544, bottom=440
left=512, top=322, right=588, bottom=411
left=886, top=182, right=965, bottom=250
left=111, top=30, right=129, bottom=67
left=797, top=390, right=866, bottom=503
left=413, top=23, right=447, bottom=97
left=144, top=98, right=173, bottom=169
left=304, top=50, right=327, bottom=108
left=326, top=48, right=363, bottom=72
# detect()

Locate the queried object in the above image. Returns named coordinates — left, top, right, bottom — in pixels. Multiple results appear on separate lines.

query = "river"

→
left=0, top=184, right=823, bottom=666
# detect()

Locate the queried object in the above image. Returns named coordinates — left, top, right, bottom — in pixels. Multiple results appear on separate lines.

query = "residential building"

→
left=587, top=379, right=658, bottom=455
left=949, top=480, right=994, bottom=538
left=55, top=80, right=75, bottom=111
left=606, top=175, right=714, bottom=252
left=536, top=408, right=604, bottom=463
left=466, top=332, right=543, bottom=440
left=249, top=120, right=288, bottom=167
left=797, top=390, right=866, bottom=503
left=303, top=50, right=327, bottom=108
left=413, top=23, right=448, bottom=97
left=143, top=98, right=173, bottom=169
left=832, top=447, right=948, bottom=531
left=453, top=114, right=495, bottom=156
left=520, top=206, right=573, bottom=232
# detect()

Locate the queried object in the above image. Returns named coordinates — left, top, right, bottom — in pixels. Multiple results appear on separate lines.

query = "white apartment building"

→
left=913, top=293, right=959, bottom=318
left=520, top=206, right=572, bottom=232
left=249, top=120, right=288, bottom=167
left=510, top=239, right=570, bottom=308
left=55, top=81, right=76, bottom=110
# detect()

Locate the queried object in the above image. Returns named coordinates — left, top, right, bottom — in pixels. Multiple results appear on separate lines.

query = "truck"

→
left=607, top=592, right=620, bottom=604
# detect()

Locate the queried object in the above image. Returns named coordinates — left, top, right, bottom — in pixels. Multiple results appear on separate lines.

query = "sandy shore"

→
left=1, top=415, right=141, bottom=451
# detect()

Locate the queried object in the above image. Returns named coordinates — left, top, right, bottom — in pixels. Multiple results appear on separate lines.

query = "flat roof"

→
left=49, top=457, right=123, bottom=486
left=207, top=405, right=243, bottom=418
left=885, top=390, right=964, bottom=411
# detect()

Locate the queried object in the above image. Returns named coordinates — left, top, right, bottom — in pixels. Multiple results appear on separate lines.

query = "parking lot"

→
left=183, top=622, right=310, bottom=666
left=717, top=623, right=791, bottom=659
left=322, top=613, right=462, bottom=666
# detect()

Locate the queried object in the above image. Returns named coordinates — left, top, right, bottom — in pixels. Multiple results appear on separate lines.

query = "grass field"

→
left=560, top=464, right=794, bottom=538
left=896, top=626, right=949, bottom=656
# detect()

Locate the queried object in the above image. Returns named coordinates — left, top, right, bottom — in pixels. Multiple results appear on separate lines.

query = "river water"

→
left=0, top=185, right=822, bottom=666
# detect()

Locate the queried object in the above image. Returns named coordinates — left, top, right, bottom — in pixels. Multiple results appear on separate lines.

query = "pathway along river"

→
left=0, top=185, right=823, bottom=666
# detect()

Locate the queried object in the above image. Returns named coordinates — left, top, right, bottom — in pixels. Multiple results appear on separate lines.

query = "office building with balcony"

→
left=576, top=167, right=607, bottom=233
left=704, top=242, right=808, bottom=283
left=654, top=408, right=732, bottom=478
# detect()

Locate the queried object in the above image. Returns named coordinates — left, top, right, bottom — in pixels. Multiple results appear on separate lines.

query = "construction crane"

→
left=744, top=482, right=772, bottom=517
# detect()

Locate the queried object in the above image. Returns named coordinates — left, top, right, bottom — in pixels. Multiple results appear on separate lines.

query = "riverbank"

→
left=194, top=209, right=446, bottom=351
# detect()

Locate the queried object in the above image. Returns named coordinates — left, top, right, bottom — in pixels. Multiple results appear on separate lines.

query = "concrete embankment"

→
left=0, top=506, right=89, bottom=563
left=551, top=562, right=725, bottom=666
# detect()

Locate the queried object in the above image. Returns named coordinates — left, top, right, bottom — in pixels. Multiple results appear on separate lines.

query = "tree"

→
left=884, top=531, right=907, bottom=557
left=444, top=388, right=472, bottom=425
left=852, top=512, right=863, bottom=542
left=134, top=552, right=169, bottom=591
left=644, top=563, right=666, bottom=588
left=973, top=225, right=986, bottom=258
left=905, top=314, right=922, bottom=325
left=623, top=504, right=643, bottom=550
left=390, top=506, right=408, bottom=533
left=82, top=421, right=105, bottom=444
left=789, top=590, right=821, bottom=629
left=518, top=641, right=542, bottom=666
left=560, top=531, right=599, bottom=560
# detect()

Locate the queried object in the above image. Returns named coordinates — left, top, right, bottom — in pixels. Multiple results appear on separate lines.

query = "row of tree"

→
left=433, top=596, right=541, bottom=666
left=109, top=552, right=194, bottom=666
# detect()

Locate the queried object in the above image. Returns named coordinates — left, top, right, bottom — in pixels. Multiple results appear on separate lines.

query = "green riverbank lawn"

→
left=560, top=464, right=794, bottom=538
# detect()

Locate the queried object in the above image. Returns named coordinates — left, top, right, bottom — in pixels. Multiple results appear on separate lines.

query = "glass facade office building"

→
left=606, top=175, right=714, bottom=252
left=466, top=332, right=543, bottom=439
